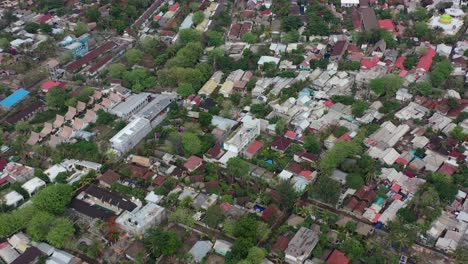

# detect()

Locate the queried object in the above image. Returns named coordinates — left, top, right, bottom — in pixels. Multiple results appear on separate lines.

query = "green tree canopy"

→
left=204, top=205, right=225, bottom=228
left=277, top=180, right=299, bottom=210
left=346, top=173, right=365, bottom=189
left=125, top=48, right=144, bottom=65
left=46, top=87, right=68, bottom=110
left=310, top=176, right=341, bottom=205
left=304, top=133, right=320, bottom=154
left=193, top=11, right=205, bottom=25
left=47, top=218, right=75, bottom=248
left=27, top=211, right=55, bottom=241
left=182, top=132, right=201, bottom=156
left=227, top=157, right=249, bottom=180
left=73, top=22, right=88, bottom=37
left=415, top=81, right=432, bottom=96
left=144, top=228, right=182, bottom=257
left=178, top=29, right=202, bottom=45
left=32, top=184, right=74, bottom=215
left=176, top=83, right=195, bottom=98
left=430, top=59, right=453, bottom=87
left=369, top=74, right=403, bottom=97
left=241, top=32, right=258, bottom=44
left=199, top=112, right=213, bottom=127
left=86, top=8, right=100, bottom=22
left=352, top=100, right=369, bottom=117
left=108, top=63, right=126, bottom=79
left=205, top=31, right=224, bottom=47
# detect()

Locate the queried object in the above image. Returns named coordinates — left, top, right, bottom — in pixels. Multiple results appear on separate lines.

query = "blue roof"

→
left=0, top=88, right=29, bottom=108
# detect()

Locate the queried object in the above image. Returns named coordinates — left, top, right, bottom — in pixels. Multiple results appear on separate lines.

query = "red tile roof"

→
left=246, top=140, right=263, bottom=155
left=416, top=47, right=436, bottom=72
left=154, top=176, right=166, bottom=186
left=272, top=236, right=290, bottom=253
left=66, top=41, right=116, bottom=72
left=324, top=100, right=334, bottom=107
left=394, top=56, right=406, bottom=70
left=271, top=136, right=292, bottom=151
left=378, top=19, right=395, bottom=32
left=262, top=206, right=278, bottom=218
left=391, top=184, right=401, bottom=192
left=41, top=80, right=66, bottom=90
left=299, top=170, right=313, bottom=180
left=395, top=157, right=409, bottom=165
left=287, top=162, right=302, bottom=175
left=228, top=23, right=241, bottom=37
left=354, top=201, right=368, bottom=214
left=88, top=54, right=112, bottom=74
left=331, top=40, right=347, bottom=57
left=205, top=181, right=219, bottom=189
left=284, top=131, right=298, bottom=140
left=241, top=10, right=255, bottom=17
left=338, top=133, right=352, bottom=142
left=37, top=14, right=52, bottom=23
left=191, top=175, right=204, bottom=183
left=361, top=57, right=380, bottom=70
left=300, top=152, right=319, bottom=162
left=0, top=160, right=7, bottom=171
left=168, top=2, right=179, bottom=11
left=99, top=169, right=120, bottom=186
left=184, top=156, right=203, bottom=171
left=124, top=164, right=151, bottom=179
left=240, top=23, right=252, bottom=35
left=345, top=197, right=359, bottom=210
left=220, top=202, right=232, bottom=212
left=327, top=249, right=350, bottom=264
left=437, top=163, right=457, bottom=176
left=206, top=144, right=222, bottom=159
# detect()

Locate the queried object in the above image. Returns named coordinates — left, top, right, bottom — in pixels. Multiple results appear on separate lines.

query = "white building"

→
left=116, top=203, right=166, bottom=235
left=44, top=164, right=68, bottom=182
left=109, top=117, right=152, bottom=155
left=21, top=177, right=46, bottom=196
left=109, top=93, right=150, bottom=119
left=2, top=191, right=24, bottom=207
left=341, top=0, right=359, bottom=7
left=285, top=227, right=320, bottom=264
left=223, top=115, right=261, bottom=154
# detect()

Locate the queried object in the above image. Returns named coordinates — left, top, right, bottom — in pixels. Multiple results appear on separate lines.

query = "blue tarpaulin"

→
left=0, top=88, right=29, bottom=108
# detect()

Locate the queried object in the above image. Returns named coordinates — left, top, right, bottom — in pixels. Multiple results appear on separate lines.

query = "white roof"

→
left=379, top=199, right=405, bottom=224
left=116, top=203, right=165, bottom=229
left=21, top=177, right=46, bottom=194
left=145, top=191, right=164, bottom=204
left=218, top=151, right=238, bottom=166
left=3, top=191, right=23, bottom=206
left=258, top=56, right=280, bottom=65
left=341, top=0, right=360, bottom=4
left=213, top=240, right=232, bottom=252
left=110, top=117, right=150, bottom=145
left=47, top=249, right=74, bottom=264
left=45, top=165, right=68, bottom=182
left=278, top=170, right=293, bottom=181
left=457, top=211, right=468, bottom=222
left=381, top=148, right=400, bottom=165
left=211, top=116, right=237, bottom=131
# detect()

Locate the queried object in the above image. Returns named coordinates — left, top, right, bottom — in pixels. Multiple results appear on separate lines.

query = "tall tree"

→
left=27, top=211, right=55, bottom=241
left=226, top=157, right=249, bottom=180
left=182, top=132, right=201, bottom=156
left=47, top=218, right=75, bottom=248
left=144, top=228, right=182, bottom=257
left=32, top=184, right=74, bottom=215
left=276, top=180, right=299, bottom=210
